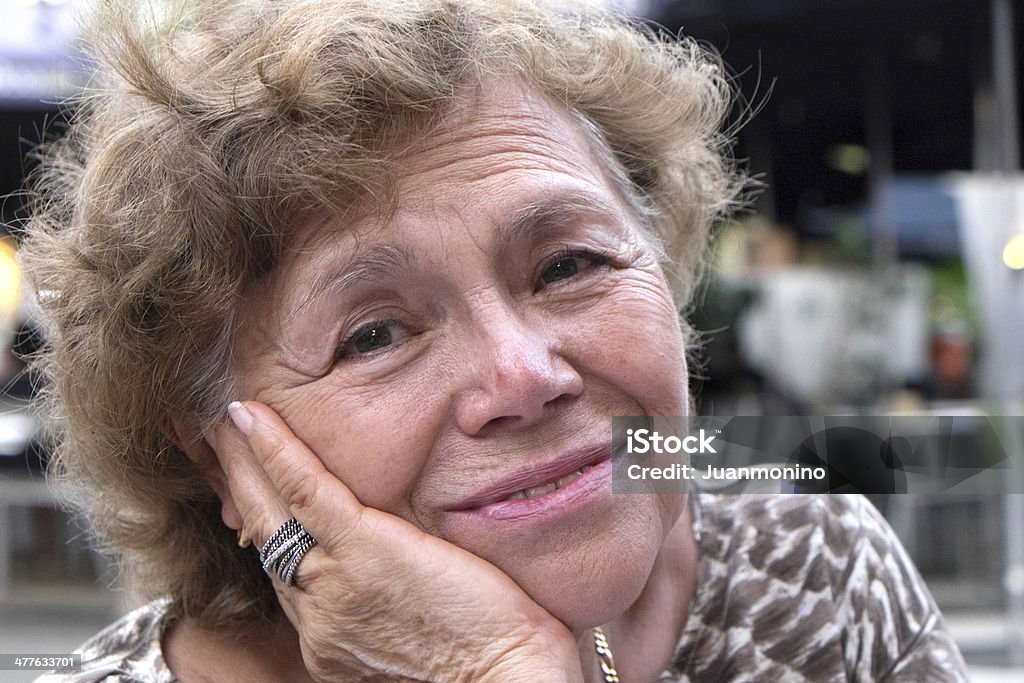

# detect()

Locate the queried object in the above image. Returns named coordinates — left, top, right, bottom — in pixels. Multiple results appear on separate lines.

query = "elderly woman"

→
left=24, top=0, right=967, bottom=681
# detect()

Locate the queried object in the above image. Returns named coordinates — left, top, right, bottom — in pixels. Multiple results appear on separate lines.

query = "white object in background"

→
left=737, top=266, right=930, bottom=406
left=949, top=174, right=1024, bottom=404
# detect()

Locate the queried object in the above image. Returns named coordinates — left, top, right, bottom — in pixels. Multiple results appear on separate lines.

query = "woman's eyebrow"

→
left=292, top=244, right=415, bottom=315
left=496, top=189, right=625, bottom=249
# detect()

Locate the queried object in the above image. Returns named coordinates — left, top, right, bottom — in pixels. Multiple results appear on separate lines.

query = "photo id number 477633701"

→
left=0, top=654, right=81, bottom=671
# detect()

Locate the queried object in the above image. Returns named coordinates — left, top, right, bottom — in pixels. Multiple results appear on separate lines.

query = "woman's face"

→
left=229, top=81, right=690, bottom=629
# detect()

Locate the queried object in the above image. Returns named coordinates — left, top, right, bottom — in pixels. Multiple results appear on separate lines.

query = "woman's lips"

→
left=447, top=444, right=612, bottom=521
left=501, top=463, right=596, bottom=501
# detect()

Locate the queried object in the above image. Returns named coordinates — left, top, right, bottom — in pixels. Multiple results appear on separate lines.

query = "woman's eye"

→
left=336, top=319, right=407, bottom=361
left=538, top=250, right=610, bottom=288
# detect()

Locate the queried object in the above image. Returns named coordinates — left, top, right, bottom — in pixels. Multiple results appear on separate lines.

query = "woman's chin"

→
left=503, top=511, right=670, bottom=633
left=528, top=560, right=657, bottom=634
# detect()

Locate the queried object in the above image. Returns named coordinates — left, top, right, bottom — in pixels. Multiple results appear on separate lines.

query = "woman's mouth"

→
left=498, top=464, right=595, bottom=501
left=447, top=445, right=613, bottom=522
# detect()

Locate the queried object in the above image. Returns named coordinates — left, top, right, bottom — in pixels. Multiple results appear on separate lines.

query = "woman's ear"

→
left=165, top=416, right=243, bottom=532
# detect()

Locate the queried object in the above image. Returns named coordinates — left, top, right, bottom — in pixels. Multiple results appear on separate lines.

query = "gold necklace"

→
left=592, top=626, right=620, bottom=683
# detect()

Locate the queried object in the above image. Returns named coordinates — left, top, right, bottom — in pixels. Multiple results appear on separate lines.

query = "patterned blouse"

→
left=37, top=494, right=969, bottom=682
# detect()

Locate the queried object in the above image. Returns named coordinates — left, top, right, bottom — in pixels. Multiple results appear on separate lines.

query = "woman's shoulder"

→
left=676, top=493, right=968, bottom=682
left=34, top=598, right=176, bottom=683
left=696, top=491, right=875, bottom=547
left=692, top=492, right=935, bottom=621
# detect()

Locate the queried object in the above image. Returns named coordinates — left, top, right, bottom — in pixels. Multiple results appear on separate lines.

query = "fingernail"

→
left=227, top=401, right=254, bottom=436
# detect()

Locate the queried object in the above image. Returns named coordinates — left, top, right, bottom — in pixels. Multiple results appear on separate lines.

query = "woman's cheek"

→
left=288, top=382, right=438, bottom=514
left=565, top=280, right=688, bottom=414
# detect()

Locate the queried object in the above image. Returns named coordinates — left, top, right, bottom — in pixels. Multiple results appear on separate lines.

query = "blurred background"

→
left=0, top=0, right=1021, bottom=680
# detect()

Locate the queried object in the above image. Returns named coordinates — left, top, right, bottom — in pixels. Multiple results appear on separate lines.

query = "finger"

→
left=227, top=400, right=364, bottom=551
left=211, top=414, right=293, bottom=547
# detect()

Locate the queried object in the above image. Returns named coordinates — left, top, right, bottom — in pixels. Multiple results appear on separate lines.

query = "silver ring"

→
left=259, top=518, right=317, bottom=587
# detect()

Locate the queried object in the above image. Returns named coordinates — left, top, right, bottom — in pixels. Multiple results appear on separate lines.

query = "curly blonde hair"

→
left=19, top=0, right=740, bottom=630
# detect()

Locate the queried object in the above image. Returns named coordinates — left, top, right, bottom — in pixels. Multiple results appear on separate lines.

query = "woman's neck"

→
left=576, top=503, right=699, bottom=683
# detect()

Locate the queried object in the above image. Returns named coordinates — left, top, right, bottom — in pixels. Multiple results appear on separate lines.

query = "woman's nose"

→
left=453, top=309, right=583, bottom=436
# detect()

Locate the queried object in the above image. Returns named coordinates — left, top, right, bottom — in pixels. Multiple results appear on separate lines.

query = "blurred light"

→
left=0, top=59, right=80, bottom=100
left=826, top=144, right=872, bottom=175
left=1003, top=233, right=1024, bottom=270
left=0, top=413, right=38, bottom=456
left=0, top=239, right=20, bottom=315
left=0, top=0, right=84, bottom=103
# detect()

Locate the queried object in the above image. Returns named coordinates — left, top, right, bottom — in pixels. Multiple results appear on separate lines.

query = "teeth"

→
left=508, top=465, right=592, bottom=501
left=555, top=470, right=583, bottom=488
left=524, top=482, right=557, bottom=498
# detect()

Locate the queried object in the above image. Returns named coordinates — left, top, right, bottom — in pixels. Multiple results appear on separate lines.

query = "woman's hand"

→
left=215, top=400, right=585, bottom=683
